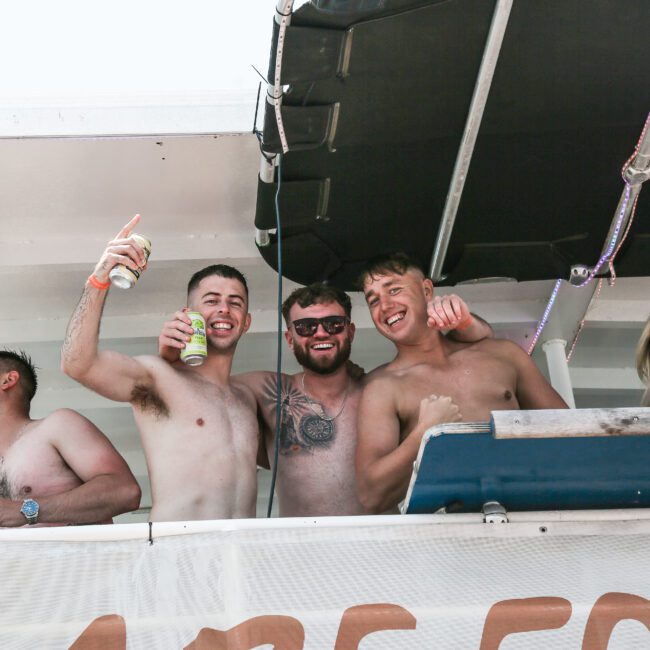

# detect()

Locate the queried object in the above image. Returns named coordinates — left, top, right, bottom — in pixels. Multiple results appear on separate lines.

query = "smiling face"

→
left=285, top=301, right=355, bottom=375
left=188, top=275, right=251, bottom=352
left=363, top=268, right=434, bottom=344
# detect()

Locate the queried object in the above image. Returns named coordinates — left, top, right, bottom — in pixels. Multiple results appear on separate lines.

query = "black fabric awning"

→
left=255, top=0, right=650, bottom=290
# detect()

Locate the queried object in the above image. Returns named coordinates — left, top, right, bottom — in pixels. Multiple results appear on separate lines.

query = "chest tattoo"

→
left=261, top=376, right=337, bottom=454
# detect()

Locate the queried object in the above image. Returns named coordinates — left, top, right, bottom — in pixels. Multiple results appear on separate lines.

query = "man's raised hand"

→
left=91, top=214, right=147, bottom=283
left=159, top=309, right=193, bottom=363
left=426, top=294, right=472, bottom=331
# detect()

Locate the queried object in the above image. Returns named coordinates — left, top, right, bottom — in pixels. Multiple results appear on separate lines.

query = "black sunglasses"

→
left=291, top=316, right=350, bottom=337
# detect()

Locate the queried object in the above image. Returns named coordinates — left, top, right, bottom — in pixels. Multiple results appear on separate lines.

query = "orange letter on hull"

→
left=184, top=615, right=305, bottom=650
left=334, top=604, right=417, bottom=650
left=582, top=592, right=650, bottom=650
left=69, top=615, right=126, bottom=650
left=480, top=597, right=572, bottom=650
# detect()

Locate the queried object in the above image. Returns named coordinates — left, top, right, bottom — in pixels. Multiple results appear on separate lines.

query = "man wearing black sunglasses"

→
left=160, top=282, right=491, bottom=517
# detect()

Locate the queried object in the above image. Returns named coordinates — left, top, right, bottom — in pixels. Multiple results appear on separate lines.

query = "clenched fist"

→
left=416, top=394, right=462, bottom=432
left=426, top=294, right=472, bottom=331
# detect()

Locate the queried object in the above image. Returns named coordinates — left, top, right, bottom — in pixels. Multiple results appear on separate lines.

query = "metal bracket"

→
left=482, top=500, right=509, bottom=523
left=569, top=264, right=591, bottom=286
left=624, top=163, right=650, bottom=185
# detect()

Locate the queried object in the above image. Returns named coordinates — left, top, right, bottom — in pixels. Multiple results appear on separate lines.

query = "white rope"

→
left=272, top=0, right=294, bottom=154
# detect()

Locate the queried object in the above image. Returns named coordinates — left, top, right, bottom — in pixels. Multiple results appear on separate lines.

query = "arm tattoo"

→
left=261, top=376, right=336, bottom=454
left=62, top=285, right=105, bottom=364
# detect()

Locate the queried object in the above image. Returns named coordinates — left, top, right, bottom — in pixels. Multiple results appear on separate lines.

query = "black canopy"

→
left=255, top=0, right=650, bottom=290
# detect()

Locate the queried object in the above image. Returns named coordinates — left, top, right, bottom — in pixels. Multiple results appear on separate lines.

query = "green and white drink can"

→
left=109, top=233, right=152, bottom=289
left=181, top=312, right=207, bottom=366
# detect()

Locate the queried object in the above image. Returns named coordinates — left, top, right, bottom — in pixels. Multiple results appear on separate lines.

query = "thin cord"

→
left=251, top=65, right=269, bottom=85
left=267, top=153, right=283, bottom=518
left=252, top=82, right=262, bottom=134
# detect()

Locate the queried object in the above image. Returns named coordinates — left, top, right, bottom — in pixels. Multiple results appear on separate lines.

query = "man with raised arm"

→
left=159, top=283, right=492, bottom=517
left=61, top=216, right=259, bottom=522
left=355, top=253, right=568, bottom=514
left=0, top=349, right=140, bottom=526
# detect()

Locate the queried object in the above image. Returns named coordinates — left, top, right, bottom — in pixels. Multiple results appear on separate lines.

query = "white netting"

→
left=0, top=518, right=649, bottom=648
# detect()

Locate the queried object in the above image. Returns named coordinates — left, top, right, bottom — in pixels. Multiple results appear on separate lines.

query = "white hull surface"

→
left=1, top=512, right=650, bottom=649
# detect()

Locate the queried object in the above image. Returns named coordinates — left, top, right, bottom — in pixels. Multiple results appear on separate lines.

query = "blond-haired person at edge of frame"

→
left=61, top=215, right=259, bottom=522
left=355, top=252, right=569, bottom=514
left=636, top=317, right=650, bottom=407
left=0, top=349, right=140, bottom=526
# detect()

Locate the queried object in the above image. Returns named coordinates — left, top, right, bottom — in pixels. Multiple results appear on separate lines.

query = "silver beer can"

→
left=109, top=233, right=152, bottom=289
left=180, top=312, right=207, bottom=366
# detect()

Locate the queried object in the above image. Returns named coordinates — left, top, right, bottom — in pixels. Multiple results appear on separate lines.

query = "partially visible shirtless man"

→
left=356, top=253, right=568, bottom=513
left=160, top=283, right=492, bottom=517
left=0, top=350, right=140, bottom=526
left=61, top=216, right=259, bottom=522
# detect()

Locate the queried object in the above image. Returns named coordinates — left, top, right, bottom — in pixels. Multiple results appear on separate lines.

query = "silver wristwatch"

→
left=20, top=498, right=39, bottom=525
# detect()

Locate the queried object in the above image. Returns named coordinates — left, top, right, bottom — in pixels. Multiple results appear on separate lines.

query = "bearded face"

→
left=285, top=302, right=355, bottom=375
left=292, top=333, right=352, bottom=375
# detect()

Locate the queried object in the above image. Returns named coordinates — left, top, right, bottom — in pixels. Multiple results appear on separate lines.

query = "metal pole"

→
left=429, top=0, right=513, bottom=282
left=542, top=339, right=576, bottom=408
left=601, top=112, right=650, bottom=255
left=575, top=112, right=650, bottom=285
left=255, top=154, right=278, bottom=247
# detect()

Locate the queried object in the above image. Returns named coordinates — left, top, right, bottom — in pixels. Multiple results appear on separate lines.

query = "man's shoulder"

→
left=230, top=380, right=258, bottom=409
left=235, top=370, right=271, bottom=381
left=235, top=369, right=286, bottom=384
left=363, top=362, right=402, bottom=392
left=461, top=337, right=534, bottom=374
left=234, top=370, right=293, bottom=393
left=452, top=335, right=521, bottom=355
left=473, top=336, right=527, bottom=357
left=35, top=409, right=99, bottom=441
left=41, top=408, right=88, bottom=426
left=133, top=354, right=171, bottom=372
left=134, top=355, right=193, bottom=385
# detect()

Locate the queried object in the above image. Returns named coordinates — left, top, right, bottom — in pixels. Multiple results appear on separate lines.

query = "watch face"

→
left=22, top=500, right=38, bottom=517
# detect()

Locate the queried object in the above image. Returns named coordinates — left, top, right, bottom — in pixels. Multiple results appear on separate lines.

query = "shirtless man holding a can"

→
left=61, top=215, right=259, bottom=522
left=159, top=283, right=493, bottom=516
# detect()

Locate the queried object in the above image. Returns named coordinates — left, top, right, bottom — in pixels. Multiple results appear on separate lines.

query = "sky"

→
left=1, top=0, right=280, bottom=102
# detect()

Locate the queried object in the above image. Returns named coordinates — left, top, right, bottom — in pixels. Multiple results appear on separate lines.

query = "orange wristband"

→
left=455, top=315, right=474, bottom=331
left=87, top=274, right=111, bottom=290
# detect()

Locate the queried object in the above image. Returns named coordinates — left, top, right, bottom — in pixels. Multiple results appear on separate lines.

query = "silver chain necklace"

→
left=300, top=373, right=350, bottom=422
